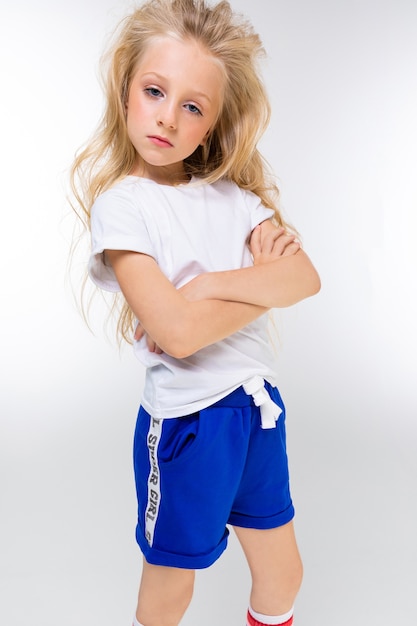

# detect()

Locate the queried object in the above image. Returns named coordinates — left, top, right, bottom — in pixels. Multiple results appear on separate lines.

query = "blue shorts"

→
left=133, top=381, right=294, bottom=569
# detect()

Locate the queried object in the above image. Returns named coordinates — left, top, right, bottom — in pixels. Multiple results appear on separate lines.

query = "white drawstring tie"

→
left=243, top=375, right=282, bottom=429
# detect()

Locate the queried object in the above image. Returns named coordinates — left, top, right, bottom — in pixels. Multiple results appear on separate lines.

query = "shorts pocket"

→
left=158, top=412, right=203, bottom=466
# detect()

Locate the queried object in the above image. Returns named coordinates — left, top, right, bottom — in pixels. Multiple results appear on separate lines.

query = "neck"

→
left=130, top=160, right=190, bottom=186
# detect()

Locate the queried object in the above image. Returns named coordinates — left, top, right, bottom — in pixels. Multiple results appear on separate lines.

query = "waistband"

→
left=209, top=376, right=282, bottom=429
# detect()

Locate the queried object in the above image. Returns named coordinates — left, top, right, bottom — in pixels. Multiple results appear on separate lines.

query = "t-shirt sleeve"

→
left=88, top=185, right=155, bottom=292
left=242, top=188, right=275, bottom=230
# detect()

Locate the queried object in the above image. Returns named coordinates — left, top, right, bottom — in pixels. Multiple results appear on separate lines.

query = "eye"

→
left=184, top=103, right=202, bottom=116
left=144, top=86, right=163, bottom=98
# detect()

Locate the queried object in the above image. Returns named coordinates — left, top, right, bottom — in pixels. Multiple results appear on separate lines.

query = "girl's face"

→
left=126, top=36, right=225, bottom=185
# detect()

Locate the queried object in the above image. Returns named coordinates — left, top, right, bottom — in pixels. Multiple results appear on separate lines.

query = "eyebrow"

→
left=141, top=72, right=212, bottom=104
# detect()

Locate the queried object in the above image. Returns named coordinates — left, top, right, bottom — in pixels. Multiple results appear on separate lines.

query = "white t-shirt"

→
left=89, top=175, right=279, bottom=418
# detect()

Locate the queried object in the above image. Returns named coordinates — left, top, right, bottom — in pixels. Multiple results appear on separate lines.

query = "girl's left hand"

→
left=134, top=322, right=164, bottom=354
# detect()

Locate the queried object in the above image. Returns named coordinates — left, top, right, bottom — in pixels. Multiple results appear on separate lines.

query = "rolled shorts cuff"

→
left=228, top=502, right=295, bottom=530
left=136, top=525, right=229, bottom=570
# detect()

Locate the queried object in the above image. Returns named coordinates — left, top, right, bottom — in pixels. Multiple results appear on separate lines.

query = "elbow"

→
left=169, top=346, right=195, bottom=359
left=309, top=269, right=321, bottom=297
left=158, top=325, right=199, bottom=360
left=279, top=266, right=321, bottom=308
left=281, top=251, right=321, bottom=306
left=299, top=267, right=321, bottom=303
left=143, top=306, right=201, bottom=359
left=295, top=254, right=321, bottom=303
left=299, top=251, right=321, bottom=297
left=163, top=340, right=194, bottom=360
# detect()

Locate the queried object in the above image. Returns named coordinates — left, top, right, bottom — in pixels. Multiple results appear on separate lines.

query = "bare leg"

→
left=233, top=521, right=303, bottom=615
left=136, top=559, right=195, bottom=626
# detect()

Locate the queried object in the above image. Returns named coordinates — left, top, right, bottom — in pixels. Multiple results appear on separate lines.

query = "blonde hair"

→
left=71, top=0, right=291, bottom=342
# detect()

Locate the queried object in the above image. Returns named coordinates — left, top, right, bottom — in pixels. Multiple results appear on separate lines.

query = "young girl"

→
left=71, top=1, right=320, bottom=624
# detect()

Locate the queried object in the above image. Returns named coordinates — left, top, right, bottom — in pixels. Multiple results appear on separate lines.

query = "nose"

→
left=157, top=116, right=176, bottom=130
left=157, top=103, right=177, bottom=130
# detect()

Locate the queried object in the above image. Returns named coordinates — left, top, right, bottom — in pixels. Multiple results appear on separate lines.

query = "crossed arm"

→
left=106, top=220, right=320, bottom=358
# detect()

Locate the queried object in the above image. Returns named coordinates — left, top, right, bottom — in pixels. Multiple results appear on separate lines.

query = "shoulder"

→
left=208, top=180, right=275, bottom=226
left=91, top=177, right=156, bottom=227
left=200, top=179, right=256, bottom=207
left=92, top=176, right=141, bottom=211
left=206, top=178, right=244, bottom=196
left=196, top=180, right=275, bottom=230
left=208, top=179, right=261, bottom=205
left=90, top=177, right=156, bottom=237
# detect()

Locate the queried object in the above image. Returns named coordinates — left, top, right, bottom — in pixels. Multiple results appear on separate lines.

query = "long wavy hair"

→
left=71, top=0, right=291, bottom=342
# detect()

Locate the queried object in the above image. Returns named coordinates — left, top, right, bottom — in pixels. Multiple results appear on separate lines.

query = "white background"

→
left=1, top=0, right=416, bottom=624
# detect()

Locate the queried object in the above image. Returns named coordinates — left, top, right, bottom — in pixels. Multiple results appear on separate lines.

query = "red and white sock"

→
left=247, top=604, right=294, bottom=626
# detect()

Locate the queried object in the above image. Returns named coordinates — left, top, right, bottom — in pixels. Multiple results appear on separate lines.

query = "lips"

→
left=148, top=135, right=173, bottom=147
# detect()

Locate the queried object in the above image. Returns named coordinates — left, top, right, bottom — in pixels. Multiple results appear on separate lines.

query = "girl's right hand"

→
left=250, top=220, right=300, bottom=265
left=177, top=221, right=301, bottom=304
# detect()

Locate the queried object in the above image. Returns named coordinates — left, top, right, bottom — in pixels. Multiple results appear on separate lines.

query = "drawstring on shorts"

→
left=243, top=376, right=282, bottom=429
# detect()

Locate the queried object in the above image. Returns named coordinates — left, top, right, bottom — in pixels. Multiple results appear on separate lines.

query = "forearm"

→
left=193, top=250, right=321, bottom=308
left=134, top=295, right=268, bottom=358
left=107, top=249, right=268, bottom=359
left=162, top=298, right=268, bottom=358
